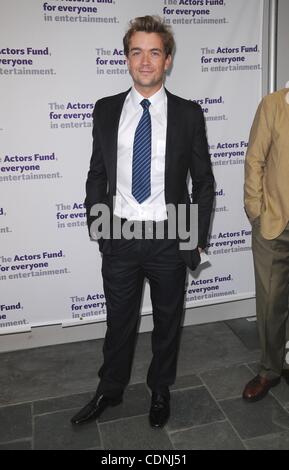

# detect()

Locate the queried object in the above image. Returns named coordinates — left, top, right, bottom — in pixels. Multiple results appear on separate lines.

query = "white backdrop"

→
left=0, top=0, right=263, bottom=333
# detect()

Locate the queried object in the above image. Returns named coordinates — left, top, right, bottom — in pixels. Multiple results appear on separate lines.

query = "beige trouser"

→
left=252, top=219, right=289, bottom=379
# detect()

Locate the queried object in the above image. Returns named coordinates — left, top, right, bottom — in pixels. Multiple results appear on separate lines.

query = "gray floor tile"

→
left=1, top=319, right=288, bottom=450
left=171, top=374, right=202, bottom=391
left=246, top=362, right=259, bottom=374
left=34, top=409, right=101, bottom=450
left=245, top=431, right=289, bottom=450
left=177, top=323, right=259, bottom=376
left=98, top=383, right=151, bottom=423
left=167, top=387, right=224, bottom=432
left=33, top=391, right=94, bottom=415
left=99, top=415, right=173, bottom=450
left=0, top=403, right=32, bottom=443
left=0, top=439, right=32, bottom=450
left=0, top=340, right=103, bottom=405
left=200, top=365, right=254, bottom=400
left=219, top=395, right=289, bottom=440
left=170, top=421, right=245, bottom=450
left=225, top=318, right=260, bottom=350
left=271, top=380, right=289, bottom=407
left=131, top=323, right=260, bottom=384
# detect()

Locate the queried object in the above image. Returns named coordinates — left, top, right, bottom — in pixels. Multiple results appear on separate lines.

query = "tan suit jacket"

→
left=244, top=88, right=289, bottom=239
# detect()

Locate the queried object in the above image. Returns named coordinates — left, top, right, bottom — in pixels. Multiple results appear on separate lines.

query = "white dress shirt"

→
left=114, top=85, right=168, bottom=221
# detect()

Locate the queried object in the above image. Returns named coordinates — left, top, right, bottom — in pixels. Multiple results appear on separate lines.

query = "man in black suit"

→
left=71, top=15, right=214, bottom=428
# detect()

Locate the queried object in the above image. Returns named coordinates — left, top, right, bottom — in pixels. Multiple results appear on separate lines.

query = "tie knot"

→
left=140, top=99, right=151, bottom=110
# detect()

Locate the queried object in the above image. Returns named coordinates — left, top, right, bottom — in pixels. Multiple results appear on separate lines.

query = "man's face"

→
left=126, top=32, right=172, bottom=96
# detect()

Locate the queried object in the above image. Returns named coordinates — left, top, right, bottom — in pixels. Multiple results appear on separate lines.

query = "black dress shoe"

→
left=149, top=393, right=170, bottom=429
left=71, top=393, right=122, bottom=425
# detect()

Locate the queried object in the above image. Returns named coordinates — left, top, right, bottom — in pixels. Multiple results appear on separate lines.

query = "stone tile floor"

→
left=0, top=318, right=289, bottom=450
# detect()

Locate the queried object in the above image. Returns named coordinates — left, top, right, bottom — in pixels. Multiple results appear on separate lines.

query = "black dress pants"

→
left=96, top=237, right=187, bottom=398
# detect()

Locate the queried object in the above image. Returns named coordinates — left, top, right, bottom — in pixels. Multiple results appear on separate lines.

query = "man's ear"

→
left=165, top=54, right=172, bottom=71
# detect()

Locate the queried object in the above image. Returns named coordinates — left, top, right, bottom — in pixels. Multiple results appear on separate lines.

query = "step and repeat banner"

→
left=0, top=0, right=263, bottom=333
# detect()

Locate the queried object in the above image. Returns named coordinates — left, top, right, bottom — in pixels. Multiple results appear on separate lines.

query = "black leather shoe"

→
left=149, top=393, right=170, bottom=429
left=71, top=393, right=122, bottom=425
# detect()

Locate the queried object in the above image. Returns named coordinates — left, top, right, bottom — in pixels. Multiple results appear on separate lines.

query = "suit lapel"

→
left=103, top=89, right=130, bottom=195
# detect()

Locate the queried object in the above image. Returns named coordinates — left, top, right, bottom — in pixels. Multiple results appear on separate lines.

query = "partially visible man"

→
left=71, top=15, right=214, bottom=428
left=243, top=88, right=289, bottom=402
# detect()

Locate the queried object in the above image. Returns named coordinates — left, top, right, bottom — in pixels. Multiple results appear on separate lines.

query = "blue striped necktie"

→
left=132, top=99, right=151, bottom=204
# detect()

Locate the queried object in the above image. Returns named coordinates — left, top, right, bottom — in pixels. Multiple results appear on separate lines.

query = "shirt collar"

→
left=130, top=85, right=166, bottom=109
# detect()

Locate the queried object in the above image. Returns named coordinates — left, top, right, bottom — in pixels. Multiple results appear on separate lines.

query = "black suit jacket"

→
left=85, top=88, right=214, bottom=270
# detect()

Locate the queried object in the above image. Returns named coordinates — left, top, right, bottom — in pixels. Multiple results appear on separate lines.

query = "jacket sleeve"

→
left=84, top=101, right=108, bottom=235
left=244, top=97, right=273, bottom=222
left=190, top=105, right=215, bottom=249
